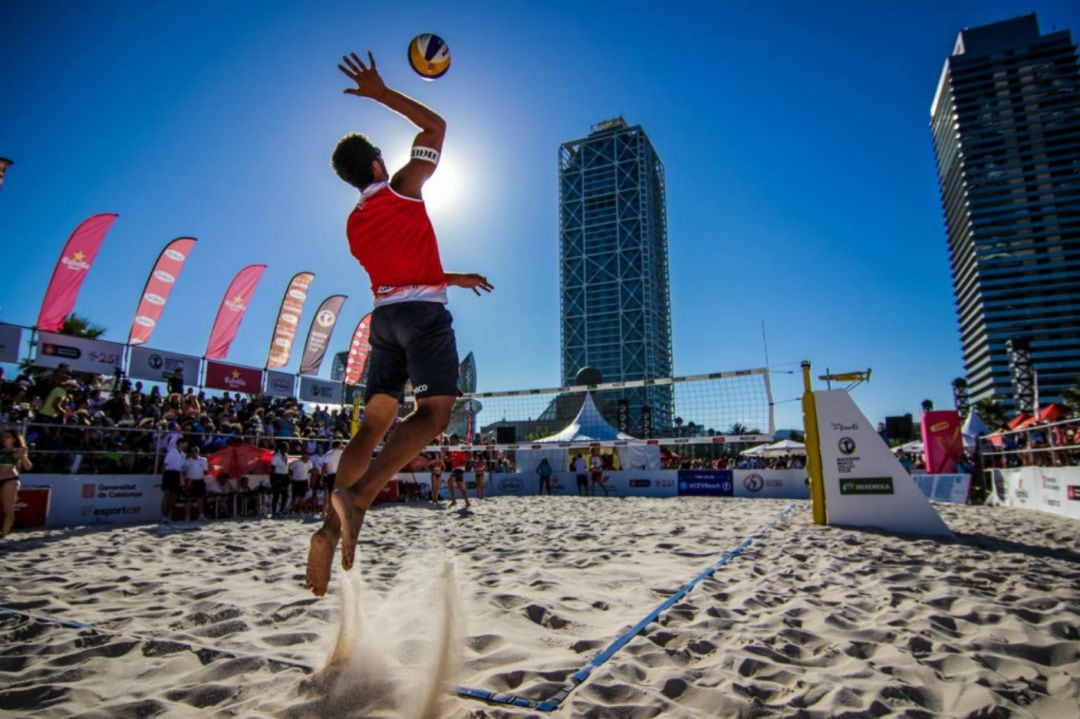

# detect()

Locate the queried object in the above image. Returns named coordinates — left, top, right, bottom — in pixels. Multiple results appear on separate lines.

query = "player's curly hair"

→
left=331, top=133, right=381, bottom=190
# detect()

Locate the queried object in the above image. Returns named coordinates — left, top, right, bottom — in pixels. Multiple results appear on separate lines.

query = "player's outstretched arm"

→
left=338, top=51, right=445, bottom=198
left=444, top=272, right=494, bottom=296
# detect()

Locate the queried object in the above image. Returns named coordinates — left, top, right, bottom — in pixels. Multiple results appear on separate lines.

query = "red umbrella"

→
left=400, top=455, right=431, bottom=472
left=208, top=443, right=274, bottom=478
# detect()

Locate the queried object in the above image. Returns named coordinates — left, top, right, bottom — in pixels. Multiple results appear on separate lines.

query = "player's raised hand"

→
left=339, top=51, right=387, bottom=100
left=446, top=272, right=494, bottom=296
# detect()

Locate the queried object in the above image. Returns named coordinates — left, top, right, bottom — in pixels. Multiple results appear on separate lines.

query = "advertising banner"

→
left=299, top=294, right=347, bottom=376
left=920, top=410, right=964, bottom=474
left=264, top=370, right=296, bottom=398
left=18, top=474, right=162, bottom=527
left=205, top=360, right=263, bottom=394
left=814, top=389, right=951, bottom=537
left=912, top=473, right=971, bottom=504
left=36, top=213, right=118, bottom=331
left=127, top=346, right=201, bottom=384
left=999, top=467, right=1080, bottom=521
left=205, top=264, right=267, bottom=360
left=733, top=470, right=810, bottom=499
left=299, top=375, right=344, bottom=404
left=266, top=271, right=315, bottom=369
left=34, top=331, right=124, bottom=374
left=677, top=469, right=734, bottom=497
left=128, top=237, right=197, bottom=346
left=0, top=322, right=22, bottom=363
left=344, top=312, right=372, bottom=386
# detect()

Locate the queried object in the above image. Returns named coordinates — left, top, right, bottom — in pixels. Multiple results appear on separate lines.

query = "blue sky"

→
left=2, top=0, right=1078, bottom=430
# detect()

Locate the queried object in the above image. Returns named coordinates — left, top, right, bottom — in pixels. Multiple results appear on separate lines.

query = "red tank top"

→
left=347, top=183, right=446, bottom=301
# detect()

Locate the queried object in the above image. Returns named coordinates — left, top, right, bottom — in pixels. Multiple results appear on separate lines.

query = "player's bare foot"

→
left=331, top=487, right=367, bottom=572
left=305, top=525, right=340, bottom=597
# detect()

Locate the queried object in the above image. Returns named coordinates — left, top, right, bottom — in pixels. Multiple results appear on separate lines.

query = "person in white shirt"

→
left=180, top=445, right=209, bottom=521
left=289, top=451, right=316, bottom=515
left=309, top=444, right=326, bottom=512
left=589, top=448, right=608, bottom=497
left=161, top=438, right=187, bottom=522
left=321, top=440, right=344, bottom=518
left=270, top=444, right=290, bottom=516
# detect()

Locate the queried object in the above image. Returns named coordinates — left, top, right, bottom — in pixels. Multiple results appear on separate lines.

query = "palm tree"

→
left=972, top=397, right=1007, bottom=430
left=60, top=312, right=106, bottom=338
left=1062, top=384, right=1080, bottom=416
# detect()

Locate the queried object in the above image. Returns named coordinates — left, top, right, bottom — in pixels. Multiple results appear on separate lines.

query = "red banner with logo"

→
left=266, top=271, right=314, bottom=369
left=128, top=237, right=197, bottom=345
left=204, top=264, right=266, bottom=360
left=344, top=312, right=372, bottom=385
left=36, top=213, right=118, bottom=331
left=920, top=410, right=964, bottom=474
left=299, top=295, right=347, bottom=376
left=204, top=360, right=263, bottom=394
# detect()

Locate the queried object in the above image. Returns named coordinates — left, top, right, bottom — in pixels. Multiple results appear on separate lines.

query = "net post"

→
left=801, top=361, right=827, bottom=525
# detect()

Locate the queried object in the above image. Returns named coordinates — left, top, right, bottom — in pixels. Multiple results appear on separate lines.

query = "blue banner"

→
left=677, top=470, right=734, bottom=497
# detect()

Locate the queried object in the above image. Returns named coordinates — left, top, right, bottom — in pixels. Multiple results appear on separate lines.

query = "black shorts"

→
left=185, top=479, right=206, bottom=498
left=162, top=469, right=182, bottom=493
left=291, top=480, right=308, bottom=499
left=365, top=302, right=459, bottom=402
left=451, top=468, right=464, bottom=482
left=323, top=473, right=336, bottom=492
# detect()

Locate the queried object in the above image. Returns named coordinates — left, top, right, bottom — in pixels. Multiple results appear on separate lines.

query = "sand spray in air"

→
left=294, top=549, right=464, bottom=719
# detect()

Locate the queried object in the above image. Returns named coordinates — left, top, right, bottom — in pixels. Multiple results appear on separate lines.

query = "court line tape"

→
left=453, top=502, right=798, bottom=711
left=0, top=501, right=797, bottom=712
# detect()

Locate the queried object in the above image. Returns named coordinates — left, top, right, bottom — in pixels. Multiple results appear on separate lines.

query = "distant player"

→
left=306, top=51, right=493, bottom=596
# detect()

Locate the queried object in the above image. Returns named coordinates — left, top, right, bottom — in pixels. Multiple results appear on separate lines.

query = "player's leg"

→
left=334, top=394, right=454, bottom=570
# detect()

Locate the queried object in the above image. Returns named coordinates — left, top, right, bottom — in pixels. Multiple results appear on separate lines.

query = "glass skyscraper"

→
left=559, top=118, right=674, bottom=434
left=930, top=14, right=1080, bottom=412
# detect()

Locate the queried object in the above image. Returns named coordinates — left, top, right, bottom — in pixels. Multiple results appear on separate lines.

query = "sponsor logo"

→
left=657, top=478, right=675, bottom=488
left=1068, top=486, right=1080, bottom=501
left=274, top=338, right=291, bottom=348
left=831, top=422, right=859, bottom=432
left=628, top=479, right=652, bottom=488
left=224, top=295, right=247, bottom=312
left=61, top=251, right=91, bottom=271
left=144, top=292, right=166, bottom=306
left=838, top=437, right=856, bottom=455
left=134, top=316, right=155, bottom=328
left=711, top=436, right=726, bottom=444
left=153, top=270, right=176, bottom=284
left=414, top=384, right=429, bottom=393
left=270, top=378, right=292, bottom=392
left=1042, top=477, right=1061, bottom=492
left=41, top=342, right=81, bottom=359
left=148, top=354, right=164, bottom=370
left=317, top=309, right=336, bottom=327
left=92, top=505, right=143, bottom=518
left=743, top=473, right=765, bottom=492
left=839, top=477, right=894, bottom=495
left=164, top=249, right=186, bottom=261
left=738, top=435, right=759, bottom=442
left=82, top=484, right=96, bottom=498
left=288, top=289, right=307, bottom=301
left=930, top=420, right=950, bottom=432
left=498, top=479, right=523, bottom=493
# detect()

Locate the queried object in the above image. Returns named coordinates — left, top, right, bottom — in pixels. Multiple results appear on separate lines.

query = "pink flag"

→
left=265, top=272, right=315, bottom=369
left=128, top=237, right=197, bottom=346
left=299, top=295, right=347, bottom=376
left=344, top=312, right=373, bottom=385
left=36, top=213, right=118, bottom=331
left=204, top=264, right=267, bottom=360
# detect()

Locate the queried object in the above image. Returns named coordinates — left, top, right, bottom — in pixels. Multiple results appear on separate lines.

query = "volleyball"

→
left=408, top=33, right=451, bottom=79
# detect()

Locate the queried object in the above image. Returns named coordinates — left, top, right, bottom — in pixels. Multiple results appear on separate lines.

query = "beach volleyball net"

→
left=421, top=366, right=774, bottom=452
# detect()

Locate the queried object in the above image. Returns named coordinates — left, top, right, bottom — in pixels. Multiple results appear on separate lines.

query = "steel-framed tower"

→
left=559, top=118, right=674, bottom=433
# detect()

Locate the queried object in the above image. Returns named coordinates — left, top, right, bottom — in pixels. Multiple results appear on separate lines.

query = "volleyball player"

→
left=306, top=51, right=493, bottom=597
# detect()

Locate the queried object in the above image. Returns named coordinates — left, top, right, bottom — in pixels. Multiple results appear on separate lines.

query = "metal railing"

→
left=975, top=416, right=1080, bottom=468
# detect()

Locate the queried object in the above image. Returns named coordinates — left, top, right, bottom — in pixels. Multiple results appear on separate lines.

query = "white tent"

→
left=962, top=410, right=989, bottom=449
left=740, top=439, right=805, bottom=457
left=514, top=393, right=661, bottom=473
left=897, top=439, right=924, bottom=454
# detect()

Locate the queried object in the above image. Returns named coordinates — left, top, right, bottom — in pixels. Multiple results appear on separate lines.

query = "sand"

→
left=1, top=496, right=1078, bottom=718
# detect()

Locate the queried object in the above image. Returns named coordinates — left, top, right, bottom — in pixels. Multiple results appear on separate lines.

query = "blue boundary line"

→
left=451, top=502, right=798, bottom=711
left=1, top=502, right=797, bottom=712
